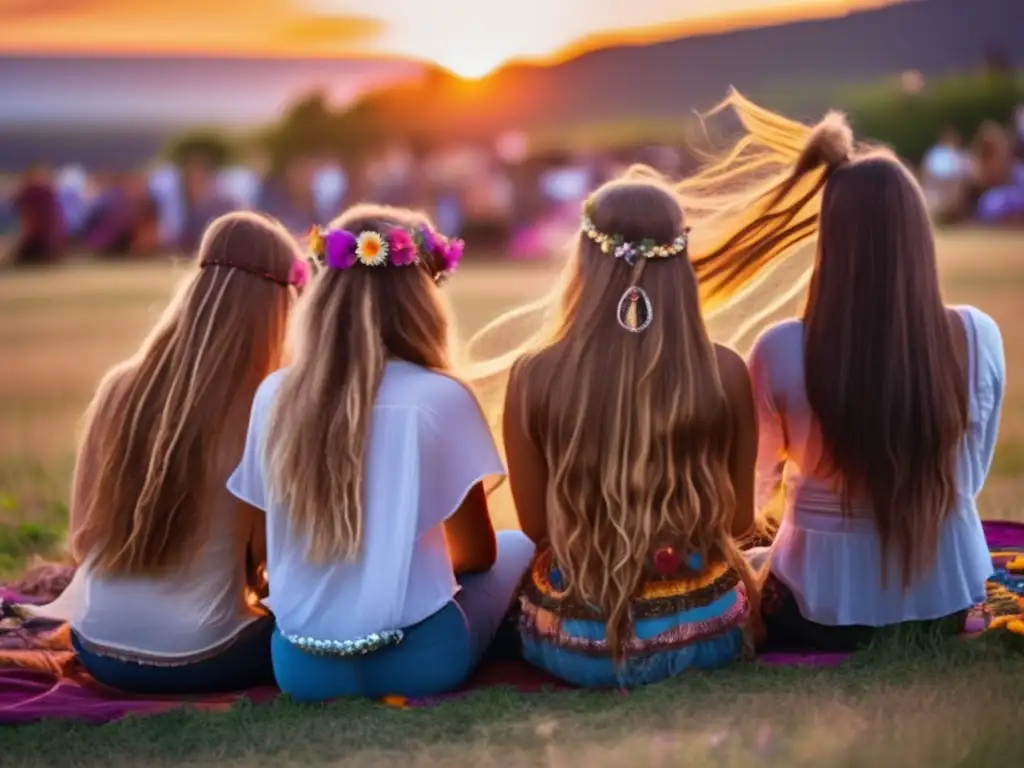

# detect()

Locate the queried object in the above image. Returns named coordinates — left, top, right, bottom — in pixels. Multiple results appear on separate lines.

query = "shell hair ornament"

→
left=580, top=198, right=690, bottom=333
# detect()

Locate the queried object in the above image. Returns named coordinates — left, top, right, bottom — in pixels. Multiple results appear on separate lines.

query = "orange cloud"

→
left=0, top=0, right=900, bottom=72
left=0, top=0, right=384, bottom=56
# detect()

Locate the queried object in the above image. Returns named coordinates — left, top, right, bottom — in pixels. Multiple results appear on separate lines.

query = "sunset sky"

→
left=1, top=0, right=900, bottom=77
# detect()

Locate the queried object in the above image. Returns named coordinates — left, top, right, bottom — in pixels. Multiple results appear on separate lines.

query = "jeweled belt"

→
left=285, top=629, right=404, bottom=657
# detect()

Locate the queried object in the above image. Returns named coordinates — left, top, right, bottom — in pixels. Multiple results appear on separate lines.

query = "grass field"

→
left=2, top=229, right=1024, bottom=766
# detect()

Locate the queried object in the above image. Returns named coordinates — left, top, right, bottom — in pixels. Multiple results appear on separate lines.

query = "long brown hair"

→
left=479, top=168, right=760, bottom=657
left=265, top=204, right=459, bottom=564
left=680, top=92, right=968, bottom=586
left=73, top=212, right=301, bottom=575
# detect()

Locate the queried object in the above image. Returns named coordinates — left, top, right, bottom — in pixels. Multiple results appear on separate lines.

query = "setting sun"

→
left=437, top=52, right=505, bottom=80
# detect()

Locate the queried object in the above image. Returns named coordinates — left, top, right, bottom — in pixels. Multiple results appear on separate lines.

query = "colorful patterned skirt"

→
left=518, top=548, right=750, bottom=688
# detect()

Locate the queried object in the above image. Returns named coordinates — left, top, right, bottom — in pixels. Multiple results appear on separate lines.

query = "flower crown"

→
left=307, top=223, right=464, bottom=282
left=580, top=198, right=690, bottom=266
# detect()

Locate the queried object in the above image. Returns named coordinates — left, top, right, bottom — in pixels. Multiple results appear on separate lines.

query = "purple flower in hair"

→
left=324, top=229, right=358, bottom=270
left=441, top=238, right=464, bottom=274
left=419, top=226, right=444, bottom=257
left=388, top=229, right=417, bottom=266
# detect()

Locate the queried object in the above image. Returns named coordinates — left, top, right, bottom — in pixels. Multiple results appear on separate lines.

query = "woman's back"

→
left=74, top=432, right=257, bottom=658
left=750, top=305, right=1004, bottom=625
left=229, top=361, right=504, bottom=644
left=495, top=171, right=760, bottom=687
left=67, top=212, right=302, bottom=679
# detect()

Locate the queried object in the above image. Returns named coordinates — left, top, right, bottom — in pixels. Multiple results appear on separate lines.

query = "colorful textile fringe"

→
left=519, top=547, right=750, bottom=658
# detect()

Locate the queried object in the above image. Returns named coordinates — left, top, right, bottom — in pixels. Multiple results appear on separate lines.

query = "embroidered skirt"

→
left=518, top=548, right=750, bottom=687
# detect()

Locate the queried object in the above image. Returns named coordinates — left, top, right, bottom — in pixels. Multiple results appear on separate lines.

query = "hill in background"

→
left=0, top=0, right=1019, bottom=171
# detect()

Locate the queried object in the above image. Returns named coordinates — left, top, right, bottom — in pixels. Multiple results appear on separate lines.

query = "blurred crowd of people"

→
left=0, top=151, right=345, bottom=267
left=3, top=110, right=1022, bottom=267
left=920, top=105, right=1024, bottom=223
left=0, top=137, right=683, bottom=266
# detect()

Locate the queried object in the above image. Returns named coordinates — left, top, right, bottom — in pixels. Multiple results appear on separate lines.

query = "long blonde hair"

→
left=73, top=212, right=301, bottom=575
left=478, top=168, right=759, bottom=657
left=265, top=204, right=459, bottom=563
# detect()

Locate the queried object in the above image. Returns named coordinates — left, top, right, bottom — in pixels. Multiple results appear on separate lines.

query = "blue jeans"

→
left=71, top=617, right=275, bottom=695
left=522, top=627, right=745, bottom=688
left=271, top=530, right=535, bottom=701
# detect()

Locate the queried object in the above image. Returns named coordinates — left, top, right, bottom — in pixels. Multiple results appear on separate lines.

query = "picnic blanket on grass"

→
left=2, top=521, right=1022, bottom=723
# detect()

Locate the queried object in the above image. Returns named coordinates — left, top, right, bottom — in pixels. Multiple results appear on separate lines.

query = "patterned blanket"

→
left=1, top=521, right=1021, bottom=724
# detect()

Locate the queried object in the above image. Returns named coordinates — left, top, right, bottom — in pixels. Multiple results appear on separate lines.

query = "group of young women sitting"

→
left=59, top=96, right=1005, bottom=700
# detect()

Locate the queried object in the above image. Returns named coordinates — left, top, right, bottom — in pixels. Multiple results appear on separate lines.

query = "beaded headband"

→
left=202, top=258, right=310, bottom=290
left=581, top=198, right=690, bottom=267
left=307, top=224, right=464, bottom=284
left=580, top=198, right=690, bottom=334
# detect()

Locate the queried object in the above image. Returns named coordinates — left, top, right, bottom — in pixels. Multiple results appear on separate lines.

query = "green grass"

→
left=4, top=641, right=1024, bottom=767
left=1, top=231, right=1023, bottom=765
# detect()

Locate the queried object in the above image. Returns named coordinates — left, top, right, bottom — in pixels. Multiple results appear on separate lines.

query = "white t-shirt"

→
left=227, top=361, right=505, bottom=642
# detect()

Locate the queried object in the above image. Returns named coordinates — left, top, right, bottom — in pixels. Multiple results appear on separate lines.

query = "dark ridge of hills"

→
left=359, top=0, right=1021, bottom=138
left=0, top=0, right=1020, bottom=171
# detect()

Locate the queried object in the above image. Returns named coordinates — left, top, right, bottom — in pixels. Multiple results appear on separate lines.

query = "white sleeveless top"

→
left=227, top=361, right=505, bottom=642
left=748, top=306, right=1004, bottom=627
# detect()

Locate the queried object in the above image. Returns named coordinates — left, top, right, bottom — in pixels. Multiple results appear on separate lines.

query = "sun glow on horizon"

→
left=0, top=1, right=902, bottom=65
left=436, top=51, right=506, bottom=80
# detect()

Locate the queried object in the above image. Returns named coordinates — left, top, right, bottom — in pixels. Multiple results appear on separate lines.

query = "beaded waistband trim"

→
left=285, top=629, right=404, bottom=657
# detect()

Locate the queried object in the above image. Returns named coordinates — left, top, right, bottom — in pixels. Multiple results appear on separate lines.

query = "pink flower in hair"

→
left=388, top=229, right=417, bottom=266
left=325, top=229, right=358, bottom=270
left=288, top=258, right=310, bottom=289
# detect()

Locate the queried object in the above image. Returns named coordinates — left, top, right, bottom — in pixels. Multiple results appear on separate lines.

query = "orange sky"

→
left=0, top=0, right=900, bottom=77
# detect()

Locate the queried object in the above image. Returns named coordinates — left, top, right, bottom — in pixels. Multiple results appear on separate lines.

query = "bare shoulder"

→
left=507, top=348, right=550, bottom=404
left=713, top=343, right=753, bottom=402
left=714, top=343, right=748, bottom=385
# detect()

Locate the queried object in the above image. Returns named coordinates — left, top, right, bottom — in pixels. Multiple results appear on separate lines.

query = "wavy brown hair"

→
left=265, top=204, right=460, bottom=563
left=476, top=168, right=760, bottom=657
left=73, top=212, right=301, bottom=575
left=678, top=91, right=968, bottom=586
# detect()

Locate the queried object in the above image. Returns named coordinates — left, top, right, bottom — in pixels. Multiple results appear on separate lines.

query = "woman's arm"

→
left=503, top=366, right=549, bottom=545
left=444, top=483, right=497, bottom=575
left=716, top=345, right=757, bottom=540
left=236, top=500, right=268, bottom=601
left=746, top=336, right=787, bottom=519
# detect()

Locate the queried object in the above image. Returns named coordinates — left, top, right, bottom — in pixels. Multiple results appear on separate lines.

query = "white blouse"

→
left=749, top=306, right=1003, bottom=627
left=227, top=361, right=505, bottom=643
